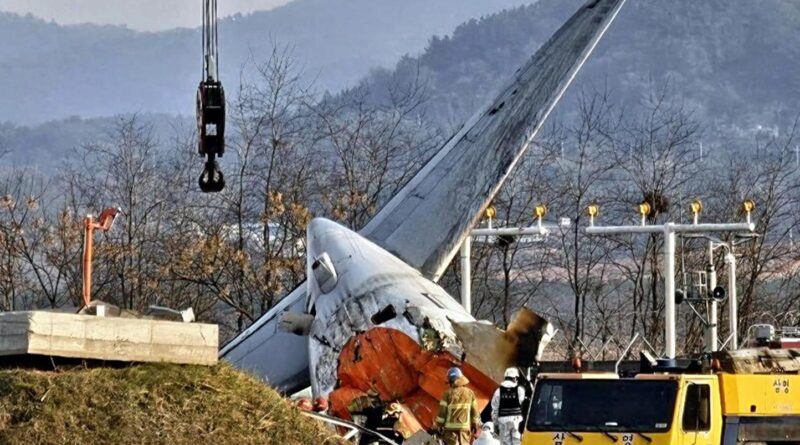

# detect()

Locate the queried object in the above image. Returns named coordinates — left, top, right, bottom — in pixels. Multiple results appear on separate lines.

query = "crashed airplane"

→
left=221, top=0, right=628, bottom=425
left=305, top=217, right=553, bottom=428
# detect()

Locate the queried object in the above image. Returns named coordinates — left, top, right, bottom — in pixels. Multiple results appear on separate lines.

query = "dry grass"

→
left=0, top=363, right=343, bottom=445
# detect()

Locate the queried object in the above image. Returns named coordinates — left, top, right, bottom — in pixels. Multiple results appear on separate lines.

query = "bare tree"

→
left=62, top=116, right=169, bottom=311
left=313, top=72, right=440, bottom=230
left=607, top=87, right=701, bottom=352
left=704, top=123, right=800, bottom=343
left=462, top=151, right=557, bottom=328
left=545, top=91, right=620, bottom=353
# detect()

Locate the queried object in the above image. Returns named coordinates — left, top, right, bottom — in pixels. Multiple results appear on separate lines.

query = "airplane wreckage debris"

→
left=221, top=0, right=628, bottom=436
left=305, top=218, right=553, bottom=432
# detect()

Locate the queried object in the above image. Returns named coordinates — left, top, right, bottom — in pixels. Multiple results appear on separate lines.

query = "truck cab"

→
left=522, top=348, right=800, bottom=445
left=523, top=372, right=722, bottom=445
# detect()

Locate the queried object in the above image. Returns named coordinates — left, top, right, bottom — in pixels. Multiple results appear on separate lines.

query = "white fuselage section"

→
left=306, top=218, right=474, bottom=396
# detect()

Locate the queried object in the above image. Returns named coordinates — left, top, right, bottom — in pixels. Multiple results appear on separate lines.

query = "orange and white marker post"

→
left=82, top=207, right=122, bottom=307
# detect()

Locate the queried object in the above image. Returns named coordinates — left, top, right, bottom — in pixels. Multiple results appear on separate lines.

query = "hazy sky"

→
left=0, top=0, right=294, bottom=31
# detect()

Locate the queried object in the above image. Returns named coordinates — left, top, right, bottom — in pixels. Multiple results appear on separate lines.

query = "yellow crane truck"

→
left=522, top=348, right=800, bottom=445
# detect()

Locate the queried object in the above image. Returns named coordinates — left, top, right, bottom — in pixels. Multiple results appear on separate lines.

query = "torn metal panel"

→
left=278, top=312, right=314, bottom=336
left=451, top=309, right=554, bottom=383
left=220, top=0, right=628, bottom=394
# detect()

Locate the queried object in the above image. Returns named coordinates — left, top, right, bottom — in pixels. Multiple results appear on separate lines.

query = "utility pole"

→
left=725, top=250, right=739, bottom=350
left=706, top=241, right=718, bottom=352
left=684, top=229, right=759, bottom=353
left=585, top=199, right=756, bottom=359
left=460, top=235, right=472, bottom=314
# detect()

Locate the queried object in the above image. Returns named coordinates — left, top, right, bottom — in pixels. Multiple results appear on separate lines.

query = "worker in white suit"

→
left=474, top=422, right=501, bottom=445
left=490, top=368, right=526, bottom=445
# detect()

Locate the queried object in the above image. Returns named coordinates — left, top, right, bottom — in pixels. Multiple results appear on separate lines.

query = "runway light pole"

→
left=460, top=204, right=570, bottom=314
left=585, top=199, right=756, bottom=359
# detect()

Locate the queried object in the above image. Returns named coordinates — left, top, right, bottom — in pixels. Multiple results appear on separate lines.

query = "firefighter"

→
left=348, top=390, right=385, bottom=445
left=376, top=403, right=406, bottom=444
left=434, top=367, right=481, bottom=445
left=490, top=368, right=525, bottom=445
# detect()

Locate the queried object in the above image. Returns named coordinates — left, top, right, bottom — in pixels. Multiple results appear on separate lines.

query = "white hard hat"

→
left=482, top=422, right=494, bottom=431
left=504, top=368, right=519, bottom=379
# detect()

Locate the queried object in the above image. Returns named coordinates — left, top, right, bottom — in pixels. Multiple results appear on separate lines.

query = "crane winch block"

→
left=197, top=0, right=226, bottom=193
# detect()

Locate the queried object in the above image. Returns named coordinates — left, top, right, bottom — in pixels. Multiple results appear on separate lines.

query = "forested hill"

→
left=0, top=114, right=189, bottom=171
left=7, top=0, right=800, bottom=165
left=0, top=0, right=533, bottom=124
left=359, top=0, right=800, bottom=133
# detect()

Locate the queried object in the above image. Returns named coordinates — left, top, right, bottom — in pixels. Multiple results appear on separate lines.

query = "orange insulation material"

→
left=330, top=327, right=496, bottom=433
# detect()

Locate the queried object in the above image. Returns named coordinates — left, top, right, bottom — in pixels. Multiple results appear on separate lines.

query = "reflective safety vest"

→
left=436, top=382, right=480, bottom=431
left=498, top=386, right=522, bottom=417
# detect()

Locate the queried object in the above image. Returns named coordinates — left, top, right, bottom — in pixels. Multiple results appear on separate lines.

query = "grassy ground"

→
left=0, top=362, right=343, bottom=445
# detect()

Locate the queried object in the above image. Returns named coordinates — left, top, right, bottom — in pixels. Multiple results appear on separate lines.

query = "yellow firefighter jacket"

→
left=436, top=376, right=481, bottom=432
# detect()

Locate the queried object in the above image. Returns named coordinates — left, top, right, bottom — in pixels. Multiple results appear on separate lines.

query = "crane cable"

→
left=197, top=0, right=226, bottom=193
left=203, top=0, right=219, bottom=82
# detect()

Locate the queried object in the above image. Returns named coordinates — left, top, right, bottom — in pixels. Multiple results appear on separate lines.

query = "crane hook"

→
left=199, top=157, right=225, bottom=193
